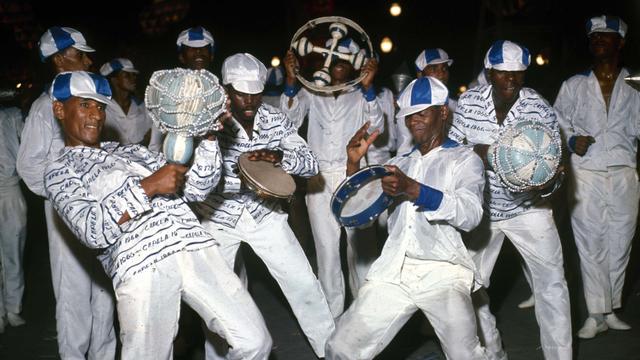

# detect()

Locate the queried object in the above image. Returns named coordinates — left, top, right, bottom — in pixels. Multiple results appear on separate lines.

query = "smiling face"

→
left=53, top=97, right=107, bottom=147
left=404, top=105, right=448, bottom=153
left=489, top=69, right=525, bottom=105
left=329, top=59, right=355, bottom=85
left=227, top=86, right=262, bottom=125
left=179, top=45, right=213, bottom=70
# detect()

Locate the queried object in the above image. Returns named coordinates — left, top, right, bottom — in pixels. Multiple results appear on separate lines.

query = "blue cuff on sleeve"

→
left=284, top=83, right=300, bottom=97
left=568, top=136, right=577, bottom=153
left=361, top=85, right=376, bottom=102
left=414, top=184, right=443, bottom=211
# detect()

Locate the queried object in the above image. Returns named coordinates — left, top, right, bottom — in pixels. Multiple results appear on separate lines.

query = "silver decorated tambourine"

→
left=290, top=16, right=373, bottom=93
left=145, top=68, right=227, bottom=164
left=488, top=120, right=562, bottom=193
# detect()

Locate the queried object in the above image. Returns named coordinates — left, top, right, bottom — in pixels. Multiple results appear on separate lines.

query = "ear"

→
left=178, top=52, right=186, bottom=65
left=51, top=53, right=65, bottom=72
left=52, top=101, right=65, bottom=123
left=440, top=105, right=450, bottom=121
left=619, top=38, right=626, bottom=50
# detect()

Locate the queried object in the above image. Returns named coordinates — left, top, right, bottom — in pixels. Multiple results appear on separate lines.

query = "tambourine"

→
left=488, top=120, right=562, bottom=193
left=331, top=165, right=394, bottom=228
left=290, top=16, right=374, bottom=93
left=238, top=152, right=296, bottom=201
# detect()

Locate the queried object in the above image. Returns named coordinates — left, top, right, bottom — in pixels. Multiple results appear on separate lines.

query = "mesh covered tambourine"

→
left=489, top=120, right=562, bottom=193
left=145, top=68, right=227, bottom=163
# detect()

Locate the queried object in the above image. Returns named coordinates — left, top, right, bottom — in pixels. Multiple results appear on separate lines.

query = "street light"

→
left=271, top=56, right=281, bottom=67
left=380, top=37, right=393, bottom=53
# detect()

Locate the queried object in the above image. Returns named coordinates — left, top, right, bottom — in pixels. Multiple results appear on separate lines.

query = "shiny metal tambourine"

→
left=290, top=16, right=374, bottom=93
left=489, top=120, right=562, bottom=193
left=145, top=68, right=227, bottom=164
left=238, top=152, right=296, bottom=201
left=624, top=74, right=640, bottom=91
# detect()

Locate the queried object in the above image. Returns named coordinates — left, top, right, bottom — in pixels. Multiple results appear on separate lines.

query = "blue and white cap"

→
left=325, top=38, right=360, bottom=55
left=176, top=26, right=215, bottom=50
left=396, top=77, right=449, bottom=119
left=265, top=66, right=284, bottom=87
left=50, top=71, right=112, bottom=105
left=586, top=15, right=627, bottom=38
left=414, top=48, right=453, bottom=72
left=39, top=27, right=95, bottom=62
left=99, top=58, right=139, bottom=77
left=484, top=40, right=530, bottom=71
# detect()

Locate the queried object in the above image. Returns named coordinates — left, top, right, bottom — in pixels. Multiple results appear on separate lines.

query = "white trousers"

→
left=570, top=166, right=639, bottom=314
left=468, top=208, right=572, bottom=360
left=326, top=259, right=489, bottom=360
left=44, top=200, right=116, bottom=360
left=201, top=210, right=335, bottom=358
left=115, top=246, right=271, bottom=360
left=0, top=184, right=27, bottom=315
left=306, top=168, right=379, bottom=317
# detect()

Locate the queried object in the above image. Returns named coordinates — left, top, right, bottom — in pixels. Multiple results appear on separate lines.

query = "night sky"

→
left=1, top=0, right=639, bottom=105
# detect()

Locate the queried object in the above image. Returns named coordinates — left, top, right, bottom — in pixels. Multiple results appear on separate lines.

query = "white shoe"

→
left=517, top=294, right=535, bottom=309
left=604, top=313, right=631, bottom=330
left=7, top=312, right=26, bottom=327
left=577, top=317, right=608, bottom=339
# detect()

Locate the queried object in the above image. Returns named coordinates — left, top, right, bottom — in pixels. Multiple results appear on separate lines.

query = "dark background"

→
left=1, top=0, right=639, bottom=108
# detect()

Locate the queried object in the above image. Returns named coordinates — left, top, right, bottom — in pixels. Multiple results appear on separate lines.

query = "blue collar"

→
left=406, top=137, right=459, bottom=156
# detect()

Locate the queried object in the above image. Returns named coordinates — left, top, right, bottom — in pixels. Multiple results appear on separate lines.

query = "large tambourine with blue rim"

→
left=331, top=165, right=394, bottom=228
left=488, top=120, right=562, bottom=192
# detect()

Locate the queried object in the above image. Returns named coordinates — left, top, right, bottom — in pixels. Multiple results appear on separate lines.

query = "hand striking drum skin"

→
left=237, top=153, right=296, bottom=200
left=488, top=120, right=562, bottom=192
left=145, top=68, right=227, bottom=164
left=331, top=165, right=394, bottom=228
left=290, top=16, right=373, bottom=93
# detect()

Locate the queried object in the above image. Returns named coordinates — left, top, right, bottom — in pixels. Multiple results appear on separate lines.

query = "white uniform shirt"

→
left=368, top=87, right=398, bottom=164
left=17, top=92, right=65, bottom=197
left=195, top=104, right=318, bottom=228
left=449, top=85, right=561, bottom=221
left=366, top=139, right=485, bottom=288
left=0, top=107, right=24, bottom=189
left=280, top=86, right=383, bottom=171
left=554, top=68, right=640, bottom=171
left=44, top=141, right=222, bottom=287
left=103, top=98, right=153, bottom=145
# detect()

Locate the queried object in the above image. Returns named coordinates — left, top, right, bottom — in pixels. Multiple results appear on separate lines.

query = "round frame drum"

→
left=238, top=153, right=296, bottom=200
left=331, top=165, right=394, bottom=228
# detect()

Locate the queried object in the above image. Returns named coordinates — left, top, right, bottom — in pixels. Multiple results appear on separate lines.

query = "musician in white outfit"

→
left=44, top=70, right=271, bottom=360
left=100, top=58, right=153, bottom=146
left=554, top=15, right=638, bottom=339
left=449, top=40, right=572, bottom=360
left=281, top=40, right=384, bottom=317
left=196, top=53, right=335, bottom=359
left=17, top=27, right=117, bottom=359
left=0, top=106, right=27, bottom=333
left=326, top=76, right=489, bottom=360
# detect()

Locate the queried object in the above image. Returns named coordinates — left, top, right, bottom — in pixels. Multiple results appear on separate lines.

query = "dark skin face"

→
left=489, top=69, right=525, bottom=106
left=110, top=71, right=137, bottom=93
left=404, top=105, right=449, bottom=155
left=419, top=63, right=450, bottom=85
left=179, top=45, right=213, bottom=70
left=52, top=47, right=93, bottom=72
left=329, top=59, right=355, bottom=86
left=227, top=85, right=262, bottom=130
left=53, top=97, right=107, bottom=148
left=589, top=32, right=624, bottom=60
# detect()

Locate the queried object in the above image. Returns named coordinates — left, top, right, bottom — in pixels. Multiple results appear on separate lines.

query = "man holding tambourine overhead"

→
left=326, top=76, right=490, bottom=360
left=194, top=53, right=335, bottom=360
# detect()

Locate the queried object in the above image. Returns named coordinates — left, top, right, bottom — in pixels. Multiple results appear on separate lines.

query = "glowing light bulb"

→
left=380, top=37, right=393, bottom=53
left=271, top=56, right=281, bottom=67
left=390, top=3, right=402, bottom=17
left=458, top=85, right=467, bottom=94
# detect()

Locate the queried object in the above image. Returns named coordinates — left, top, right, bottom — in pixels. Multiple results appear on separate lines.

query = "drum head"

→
left=238, top=153, right=296, bottom=198
left=331, top=165, right=394, bottom=228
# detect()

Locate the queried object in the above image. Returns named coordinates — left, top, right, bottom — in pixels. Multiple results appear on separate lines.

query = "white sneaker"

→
left=517, top=294, right=535, bottom=309
left=577, top=317, right=608, bottom=339
left=7, top=312, right=26, bottom=327
left=604, top=313, right=631, bottom=330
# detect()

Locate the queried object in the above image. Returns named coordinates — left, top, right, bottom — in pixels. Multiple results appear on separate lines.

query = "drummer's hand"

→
left=247, top=149, right=284, bottom=164
left=284, top=50, right=299, bottom=86
left=473, top=144, right=491, bottom=169
left=573, top=135, right=595, bottom=156
left=360, top=58, right=378, bottom=91
left=347, top=122, right=380, bottom=174
left=140, top=163, right=188, bottom=197
left=381, top=165, right=420, bottom=199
